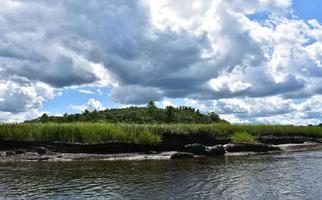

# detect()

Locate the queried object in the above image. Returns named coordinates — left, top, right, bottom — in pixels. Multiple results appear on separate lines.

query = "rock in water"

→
left=205, top=145, right=225, bottom=156
left=224, top=143, right=281, bottom=153
left=170, top=152, right=194, bottom=159
left=15, top=149, right=26, bottom=154
left=5, top=151, right=15, bottom=157
left=184, top=143, right=206, bottom=155
left=35, top=147, right=47, bottom=155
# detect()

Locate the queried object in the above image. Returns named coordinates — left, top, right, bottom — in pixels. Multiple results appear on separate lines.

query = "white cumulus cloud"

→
left=70, top=98, right=104, bottom=112
left=0, top=0, right=322, bottom=124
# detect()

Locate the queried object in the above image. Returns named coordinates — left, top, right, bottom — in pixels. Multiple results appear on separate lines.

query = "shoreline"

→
left=1, top=135, right=322, bottom=162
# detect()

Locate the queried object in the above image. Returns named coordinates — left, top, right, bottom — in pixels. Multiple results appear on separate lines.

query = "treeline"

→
left=27, top=101, right=228, bottom=124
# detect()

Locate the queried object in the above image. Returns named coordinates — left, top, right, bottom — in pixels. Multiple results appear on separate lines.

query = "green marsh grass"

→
left=0, top=123, right=322, bottom=145
left=231, top=132, right=257, bottom=144
left=0, top=123, right=161, bottom=145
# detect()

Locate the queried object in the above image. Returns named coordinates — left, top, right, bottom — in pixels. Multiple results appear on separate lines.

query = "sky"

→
left=0, top=0, right=322, bottom=124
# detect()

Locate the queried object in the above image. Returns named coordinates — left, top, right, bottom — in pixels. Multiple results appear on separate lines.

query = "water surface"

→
left=1, top=150, right=322, bottom=199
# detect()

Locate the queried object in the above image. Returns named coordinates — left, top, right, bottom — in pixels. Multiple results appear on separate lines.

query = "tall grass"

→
left=0, top=123, right=322, bottom=145
left=0, top=123, right=161, bottom=145
left=231, top=132, right=257, bottom=144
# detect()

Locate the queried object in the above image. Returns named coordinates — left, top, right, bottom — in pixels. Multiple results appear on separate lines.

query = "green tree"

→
left=26, top=102, right=227, bottom=124
left=166, top=106, right=175, bottom=123
left=208, top=112, right=220, bottom=122
left=147, top=101, right=157, bottom=109
left=39, top=113, right=49, bottom=123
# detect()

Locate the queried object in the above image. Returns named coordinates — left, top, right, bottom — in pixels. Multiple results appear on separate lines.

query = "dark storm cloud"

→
left=0, top=0, right=270, bottom=103
left=1, top=0, right=322, bottom=124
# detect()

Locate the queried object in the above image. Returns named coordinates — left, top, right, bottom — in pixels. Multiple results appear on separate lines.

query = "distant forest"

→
left=27, top=101, right=229, bottom=124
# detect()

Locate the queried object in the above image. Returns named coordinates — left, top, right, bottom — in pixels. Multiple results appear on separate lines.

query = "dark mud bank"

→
left=1, top=134, right=322, bottom=162
left=0, top=140, right=157, bottom=154
left=1, top=134, right=322, bottom=154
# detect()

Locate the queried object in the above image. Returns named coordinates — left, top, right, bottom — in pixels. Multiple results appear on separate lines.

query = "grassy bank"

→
left=231, top=132, right=258, bottom=144
left=0, top=123, right=322, bottom=145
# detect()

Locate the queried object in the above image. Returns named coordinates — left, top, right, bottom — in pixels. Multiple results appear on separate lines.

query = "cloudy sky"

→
left=0, top=0, right=322, bottom=124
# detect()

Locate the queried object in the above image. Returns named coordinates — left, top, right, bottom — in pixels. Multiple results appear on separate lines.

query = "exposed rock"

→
left=25, top=157, right=50, bottom=161
left=15, top=149, right=26, bottom=154
left=259, top=136, right=322, bottom=145
left=224, top=143, right=281, bottom=153
left=5, top=151, right=15, bottom=157
left=184, top=143, right=206, bottom=155
left=314, top=138, right=322, bottom=143
left=170, top=152, right=194, bottom=159
left=275, top=142, right=322, bottom=151
left=205, top=145, right=225, bottom=156
left=35, top=147, right=47, bottom=155
left=38, top=157, right=50, bottom=161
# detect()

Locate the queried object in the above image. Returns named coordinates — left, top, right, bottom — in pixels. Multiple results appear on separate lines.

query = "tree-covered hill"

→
left=27, top=101, right=228, bottom=124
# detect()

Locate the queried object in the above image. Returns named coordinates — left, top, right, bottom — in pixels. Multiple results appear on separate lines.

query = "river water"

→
left=1, top=150, right=322, bottom=200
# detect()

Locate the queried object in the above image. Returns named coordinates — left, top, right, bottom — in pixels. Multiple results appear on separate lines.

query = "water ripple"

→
left=1, top=150, right=322, bottom=199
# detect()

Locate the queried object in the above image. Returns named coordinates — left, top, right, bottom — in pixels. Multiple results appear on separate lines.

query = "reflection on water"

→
left=1, top=150, right=322, bottom=199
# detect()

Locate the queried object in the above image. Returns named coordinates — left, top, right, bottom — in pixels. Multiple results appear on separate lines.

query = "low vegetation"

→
left=1, top=101, right=321, bottom=145
left=231, top=132, right=257, bottom=144
left=1, top=123, right=322, bottom=145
